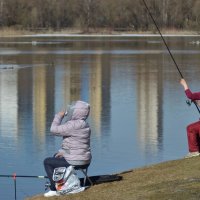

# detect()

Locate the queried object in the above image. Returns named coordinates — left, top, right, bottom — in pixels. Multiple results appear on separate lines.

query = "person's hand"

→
left=58, top=111, right=65, bottom=117
left=180, top=78, right=187, bottom=86
left=180, top=79, right=188, bottom=90
left=55, top=152, right=64, bottom=158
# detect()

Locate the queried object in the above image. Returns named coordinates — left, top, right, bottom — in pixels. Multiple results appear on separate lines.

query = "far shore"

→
left=0, top=27, right=200, bottom=37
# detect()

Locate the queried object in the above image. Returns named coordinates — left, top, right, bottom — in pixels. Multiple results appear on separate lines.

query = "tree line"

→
left=0, top=0, right=200, bottom=32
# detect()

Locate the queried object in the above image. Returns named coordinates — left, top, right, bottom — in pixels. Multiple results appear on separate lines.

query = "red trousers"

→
left=187, top=121, right=200, bottom=152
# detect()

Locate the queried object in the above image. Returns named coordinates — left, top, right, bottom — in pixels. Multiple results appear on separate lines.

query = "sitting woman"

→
left=44, top=100, right=92, bottom=197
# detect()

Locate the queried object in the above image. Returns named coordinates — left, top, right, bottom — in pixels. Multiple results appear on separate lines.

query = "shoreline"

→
left=0, top=28, right=200, bottom=37
left=21, top=33, right=200, bottom=37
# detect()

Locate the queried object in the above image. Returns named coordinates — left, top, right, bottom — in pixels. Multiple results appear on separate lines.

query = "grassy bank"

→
left=26, top=157, right=200, bottom=200
left=0, top=27, right=199, bottom=37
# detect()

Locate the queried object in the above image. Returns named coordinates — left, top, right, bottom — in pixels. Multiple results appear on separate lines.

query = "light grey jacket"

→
left=50, top=101, right=92, bottom=165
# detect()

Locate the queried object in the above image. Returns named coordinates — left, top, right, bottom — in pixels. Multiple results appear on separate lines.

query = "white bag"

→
left=53, top=166, right=84, bottom=195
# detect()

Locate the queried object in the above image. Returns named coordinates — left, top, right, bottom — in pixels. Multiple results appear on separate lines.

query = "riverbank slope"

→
left=26, top=157, right=200, bottom=200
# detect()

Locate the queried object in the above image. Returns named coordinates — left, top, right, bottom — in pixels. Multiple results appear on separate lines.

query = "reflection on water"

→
left=0, top=36, right=200, bottom=199
left=136, top=58, right=163, bottom=158
left=0, top=71, right=18, bottom=139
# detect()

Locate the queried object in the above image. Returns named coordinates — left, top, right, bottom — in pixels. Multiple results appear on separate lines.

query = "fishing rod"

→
left=0, top=174, right=48, bottom=200
left=142, top=0, right=183, bottom=78
left=142, top=0, right=200, bottom=115
left=0, top=174, right=47, bottom=178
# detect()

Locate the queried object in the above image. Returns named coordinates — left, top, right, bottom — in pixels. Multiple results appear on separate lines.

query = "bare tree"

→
left=0, top=0, right=199, bottom=32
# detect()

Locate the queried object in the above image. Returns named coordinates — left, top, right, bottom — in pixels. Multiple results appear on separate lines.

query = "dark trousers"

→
left=44, top=156, right=70, bottom=191
left=187, top=121, right=200, bottom=152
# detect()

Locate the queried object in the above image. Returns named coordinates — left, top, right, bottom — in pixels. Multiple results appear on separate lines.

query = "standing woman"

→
left=180, top=79, right=200, bottom=158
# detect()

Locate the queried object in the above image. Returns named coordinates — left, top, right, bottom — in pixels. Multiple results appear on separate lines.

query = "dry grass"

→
left=26, top=157, right=200, bottom=200
left=159, top=28, right=199, bottom=35
left=0, top=27, right=81, bottom=37
left=0, top=27, right=29, bottom=36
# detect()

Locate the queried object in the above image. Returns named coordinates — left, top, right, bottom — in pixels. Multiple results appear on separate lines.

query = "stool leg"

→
left=83, top=169, right=87, bottom=186
left=81, top=168, right=93, bottom=186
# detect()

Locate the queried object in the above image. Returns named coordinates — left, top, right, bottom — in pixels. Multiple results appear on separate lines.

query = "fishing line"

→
left=142, top=0, right=200, bottom=114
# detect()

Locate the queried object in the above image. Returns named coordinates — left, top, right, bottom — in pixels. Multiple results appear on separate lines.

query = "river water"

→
left=0, top=34, right=200, bottom=199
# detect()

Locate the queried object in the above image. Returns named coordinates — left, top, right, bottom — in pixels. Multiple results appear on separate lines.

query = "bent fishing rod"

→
left=142, top=0, right=200, bottom=115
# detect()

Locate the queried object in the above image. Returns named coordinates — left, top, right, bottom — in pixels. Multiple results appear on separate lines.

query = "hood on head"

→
left=64, top=100, right=90, bottom=121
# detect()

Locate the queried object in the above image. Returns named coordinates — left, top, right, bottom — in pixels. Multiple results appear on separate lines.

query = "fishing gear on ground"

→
left=53, top=166, right=84, bottom=195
